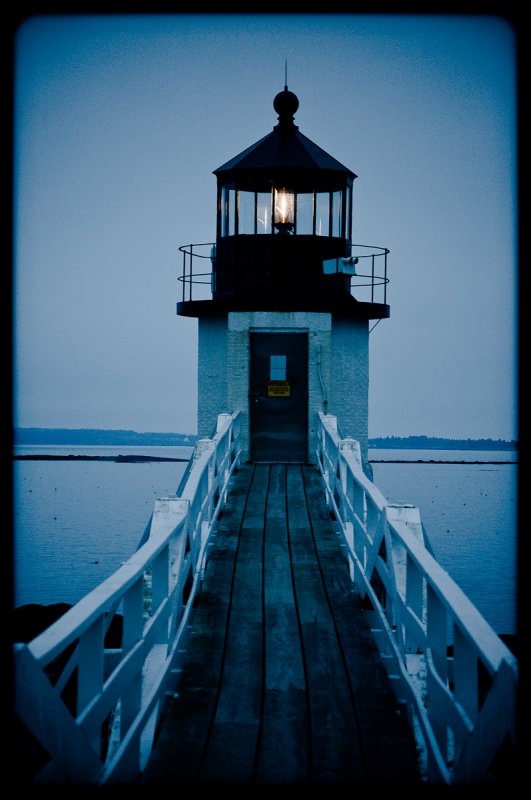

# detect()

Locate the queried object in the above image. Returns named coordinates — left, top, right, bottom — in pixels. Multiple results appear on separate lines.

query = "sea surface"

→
left=12, top=445, right=518, bottom=636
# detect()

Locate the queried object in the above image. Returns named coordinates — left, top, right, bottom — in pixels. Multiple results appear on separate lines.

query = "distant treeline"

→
left=14, top=428, right=517, bottom=451
left=14, top=428, right=199, bottom=447
left=368, top=436, right=517, bottom=451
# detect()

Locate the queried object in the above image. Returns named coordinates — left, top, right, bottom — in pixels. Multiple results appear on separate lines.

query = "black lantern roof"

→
left=213, top=86, right=356, bottom=190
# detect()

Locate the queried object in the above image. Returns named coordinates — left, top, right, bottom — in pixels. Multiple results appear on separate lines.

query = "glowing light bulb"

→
left=274, top=189, right=294, bottom=233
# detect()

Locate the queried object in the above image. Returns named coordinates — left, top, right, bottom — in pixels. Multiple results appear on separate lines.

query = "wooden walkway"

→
left=142, top=463, right=422, bottom=785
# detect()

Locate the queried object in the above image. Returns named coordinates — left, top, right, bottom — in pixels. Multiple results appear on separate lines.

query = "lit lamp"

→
left=274, top=188, right=294, bottom=234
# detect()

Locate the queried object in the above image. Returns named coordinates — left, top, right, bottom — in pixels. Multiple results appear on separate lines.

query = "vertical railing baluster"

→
left=384, top=250, right=388, bottom=304
left=426, top=585, right=450, bottom=765
left=427, top=586, right=448, bottom=683
left=77, top=616, right=104, bottom=751
left=406, top=556, right=424, bottom=652
left=151, top=547, right=170, bottom=643
left=183, top=246, right=187, bottom=302
left=452, top=623, right=479, bottom=744
left=189, top=244, right=193, bottom=301
left=120, top=578, right=144, bottom=763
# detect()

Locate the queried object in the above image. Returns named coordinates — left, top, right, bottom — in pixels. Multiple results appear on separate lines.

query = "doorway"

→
left=249, top=332, right=308, bottom=462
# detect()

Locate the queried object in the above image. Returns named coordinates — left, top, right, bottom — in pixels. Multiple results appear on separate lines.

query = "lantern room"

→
left=210, top=86, right=360, bottom=308
left=177, top=86, right=389, bottom=319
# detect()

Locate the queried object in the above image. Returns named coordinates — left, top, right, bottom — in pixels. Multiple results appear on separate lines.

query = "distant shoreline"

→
left=369, top=459, right=517, bottom=465
left=13, top=428, right=518, bottom=451
left=13, top=454, right=189, bottom=463
left=13, top=454, right=517, bottom=465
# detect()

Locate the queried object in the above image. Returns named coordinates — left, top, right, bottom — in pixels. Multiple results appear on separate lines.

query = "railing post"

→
left=216, top=412, right=233, bottom=488
left=385, top=505, right=424, bottom=599
left=385, top=505, right=424, bottom=654
left=339, top=437, right=362, bottom=467
left=323, top=412, right=338, bottom=433
left=193, top=437, right=216, bottom=480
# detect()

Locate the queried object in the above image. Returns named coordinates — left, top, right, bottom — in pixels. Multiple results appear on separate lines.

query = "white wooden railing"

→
left=14, top=411, right=241, bottom=785
left=316, top=411, right=518, bottom=784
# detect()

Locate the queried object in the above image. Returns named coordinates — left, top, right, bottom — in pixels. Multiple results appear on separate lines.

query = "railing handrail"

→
left=316, top=411, right=518, bottom=784
left=14, top=411, right=242, bottom=785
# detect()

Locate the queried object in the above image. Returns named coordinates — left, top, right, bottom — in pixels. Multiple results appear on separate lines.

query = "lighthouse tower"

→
left=177, top=86, right=389, bottom=471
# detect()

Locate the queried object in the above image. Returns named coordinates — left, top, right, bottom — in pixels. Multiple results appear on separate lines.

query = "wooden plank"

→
left=255, top=464, right=310, bottom=783
left=286, top=465, right=365, bottom=782
left=196, top=464, right=268, bottom=783
left=299, top=622, right=365, bottom=783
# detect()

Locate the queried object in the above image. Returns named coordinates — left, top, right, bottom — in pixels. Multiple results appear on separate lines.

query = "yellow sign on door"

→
left=268, top=380, right=291, bottom=397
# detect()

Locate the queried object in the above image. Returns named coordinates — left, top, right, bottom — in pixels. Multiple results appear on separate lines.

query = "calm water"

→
left=12, top=446, right=517, bottom=636
left=13, top=446, right=193, bottom=608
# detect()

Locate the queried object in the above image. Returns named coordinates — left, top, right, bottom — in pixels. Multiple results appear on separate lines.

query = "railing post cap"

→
left=340, top=436, right=360, bottom=448
left=216, top=412, right=233, bottom=431
left=339, top=437, right=362, bottom=465
left=193, top=438, right=216, bottom=458
left=385, top=504, right=422, bottom=527
left=323, top=413, right=338, bottom=430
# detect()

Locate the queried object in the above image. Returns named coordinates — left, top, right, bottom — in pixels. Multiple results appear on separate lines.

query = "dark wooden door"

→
left=250, top=332, right=308, bottom=462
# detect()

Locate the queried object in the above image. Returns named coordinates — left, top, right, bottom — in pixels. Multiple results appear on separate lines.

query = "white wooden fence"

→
left=316, top=411, right=518, bottom=784
left=14, top=411, right=241, bottom=784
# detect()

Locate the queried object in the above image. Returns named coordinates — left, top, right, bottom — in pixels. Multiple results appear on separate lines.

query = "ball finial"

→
left=273, top=86, right=299, bottom=127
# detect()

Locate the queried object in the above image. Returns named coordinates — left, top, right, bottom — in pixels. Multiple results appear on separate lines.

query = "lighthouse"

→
left=177, top=86, right=389, bottom=472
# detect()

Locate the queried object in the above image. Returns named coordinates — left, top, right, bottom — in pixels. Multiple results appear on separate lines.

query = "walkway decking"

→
left=142, top=463, right=422, bottom=785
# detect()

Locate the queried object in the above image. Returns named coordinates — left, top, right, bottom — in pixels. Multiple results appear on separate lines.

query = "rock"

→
left=12, top=602, right=71, bottom=643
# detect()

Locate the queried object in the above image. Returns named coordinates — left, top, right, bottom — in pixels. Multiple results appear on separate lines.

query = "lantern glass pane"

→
left=257, top=192, right=272, bottom=234
left=228, top=189, right=236, bottom=236
left=238, top=191, right=255, bottom=234
left=315, top=192, right=330, bottom=237
left=296, top=192, right=313, bottom=235
left=221, top=186, right=230, bottom=237
left=332, top=190, right=342, bottom=237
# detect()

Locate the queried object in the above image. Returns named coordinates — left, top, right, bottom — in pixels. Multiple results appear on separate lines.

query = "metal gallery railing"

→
left=177, top=241, right=389, bottom=305
left=316, top=410, right=518, bottom=784
left=14, top=411, right=241, bottom=785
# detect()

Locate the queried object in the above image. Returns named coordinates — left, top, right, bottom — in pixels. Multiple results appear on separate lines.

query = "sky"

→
left=12, top=12, right=518, bottom=440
